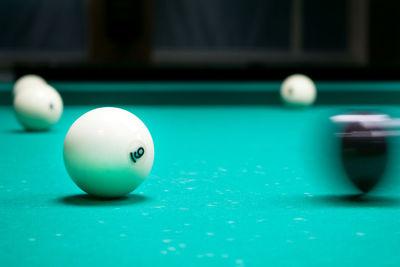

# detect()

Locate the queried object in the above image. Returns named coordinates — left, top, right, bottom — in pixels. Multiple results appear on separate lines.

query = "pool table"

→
left=1, top=81, right=400, bottom=266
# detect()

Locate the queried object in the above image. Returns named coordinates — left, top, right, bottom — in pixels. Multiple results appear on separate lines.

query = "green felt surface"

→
left=1, top=81, right=400, bottom=93
left=1, top=104, right=400, bottom=267
left=4, top=81, right=400, bottom=106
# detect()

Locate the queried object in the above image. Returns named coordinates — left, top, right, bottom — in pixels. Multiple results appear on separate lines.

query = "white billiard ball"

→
left=13, top=84, right=63, bottom=131
left=63, top=107, right=154, bottom=198
left=280, top=74, right=317, bottom=107
left=13, top=74, right=47, bottom=96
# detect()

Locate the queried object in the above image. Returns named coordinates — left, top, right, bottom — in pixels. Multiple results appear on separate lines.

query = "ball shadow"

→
left=57, top=194, right=151, bottom=207
left=312, top=193, right=400, bottom=208
left=7, top=129, right=50, bottom=134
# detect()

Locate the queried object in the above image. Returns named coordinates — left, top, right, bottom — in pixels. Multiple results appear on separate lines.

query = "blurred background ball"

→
left=13, top=85, right=63, bottom=131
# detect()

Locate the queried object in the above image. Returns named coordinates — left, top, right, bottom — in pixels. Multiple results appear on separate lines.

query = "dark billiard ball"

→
left=340, top=113, right=388, bottom=193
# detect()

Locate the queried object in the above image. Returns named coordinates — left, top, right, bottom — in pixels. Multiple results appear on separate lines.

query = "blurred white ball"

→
left=13, top=84, right=63, bottom=131
left=13, top=74, right=47, bottom=96
left=280, top=74, right=317, bottom=107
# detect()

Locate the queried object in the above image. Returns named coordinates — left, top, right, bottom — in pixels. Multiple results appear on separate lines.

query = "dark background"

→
left=0, top=0, right=399, bottom=80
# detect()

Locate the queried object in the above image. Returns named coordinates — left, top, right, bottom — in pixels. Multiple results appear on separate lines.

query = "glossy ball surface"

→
left=280, top=74, right=317, bottom=107
left=13, top=85, right=63, bottom=131
left=63, top=107, right=154, bottom=198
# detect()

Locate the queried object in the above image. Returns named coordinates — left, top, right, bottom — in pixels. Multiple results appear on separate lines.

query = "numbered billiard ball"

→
left=280, top=74, right=317, bottom=107
left=339, top=113, right=388, bottom=193
left=13, top=74, right=47, bottom=96
left=63, top=107, right=154, bottom=198
left=13, top=84, right=63, bottom=131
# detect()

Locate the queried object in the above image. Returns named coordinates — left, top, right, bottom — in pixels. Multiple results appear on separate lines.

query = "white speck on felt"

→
left=167, top=247, right=176, bottom=251
left=162, top=239, right=172, bottom=243
left=206, top=232, right=214, bottom=236
left=142, top=212, right=149, bottom=216
left=309, top=236, right=316, bottom=240
left=98, top=220, right=104, bottom=224
left=207, top=204, right=216, bottom=207
left=265, top=184, right=269, bottom=187
left=356, top=232, right=365, bottom=236
left=28, top=238, right=36, bottom=242
left=183, top=224, right=190, bottom=227
left=236, top=259, right=244, bottom=265
left=218, top=168, right=227, bottom=172
left=164, top=189, right=169, bottom=192
left=293, top=218, right=307, bottom=221
left=257, top=219, right=265, bottom=223
left=227, top=221, right=235, bottom=224
left=55, top=233, right=62, bottom=237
